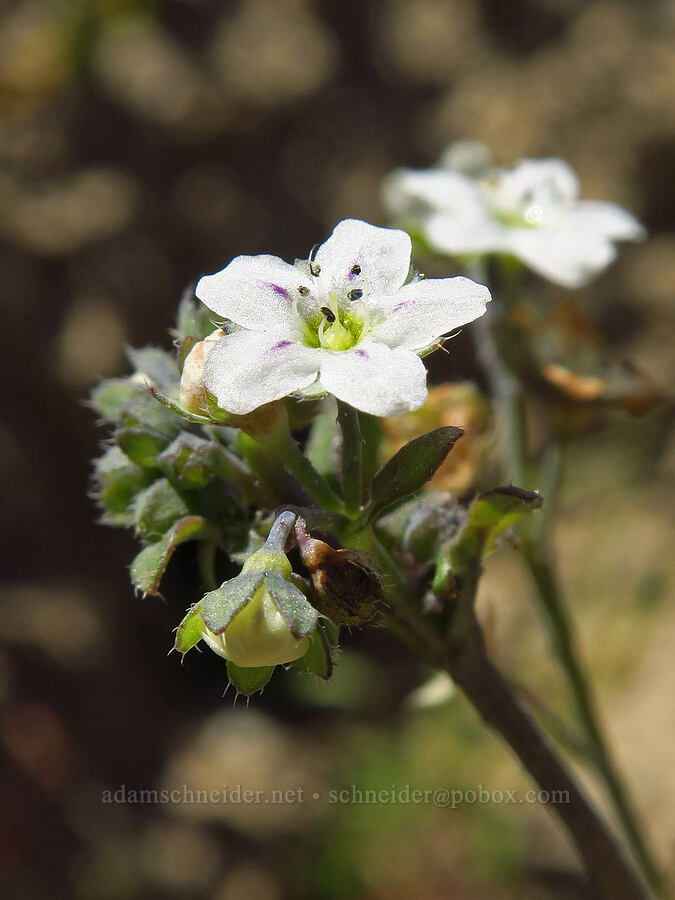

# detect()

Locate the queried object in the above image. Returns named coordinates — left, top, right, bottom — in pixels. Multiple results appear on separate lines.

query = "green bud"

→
left=194, top=512, right=319, bottom=668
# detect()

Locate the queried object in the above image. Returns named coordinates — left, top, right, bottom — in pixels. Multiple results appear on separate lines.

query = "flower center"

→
left=482, top=166, right=576, bottom=229
left=292, top=279, right=369, bottom=352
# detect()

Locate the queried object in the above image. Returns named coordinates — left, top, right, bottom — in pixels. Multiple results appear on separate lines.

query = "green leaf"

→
left=174, top=602, right=207, bottom=655
left=131, top=515, right=209, bottom=597
left=299, top=620, right=334, bottom=680
left=265, top=573, right=319, bottom=639
left=201, top=572, right=265, bottom=633
left=226, top=661, right=275, bottom=697
left=127, top=346, right=179, bottom=393
left=117, top=427, right=170, bottom=468
left=351, top=426, right=464, bottom=530
left=89, top=379, right=145, bottom=424
left=157, top=433, right=219, bottom=489
left=93, top=446, right=155, bottom=523
left=450, top=486, right=543, bottom=577
left=133, top=478, right=190, bottom=540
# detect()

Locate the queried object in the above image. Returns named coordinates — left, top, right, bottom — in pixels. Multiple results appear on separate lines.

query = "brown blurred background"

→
left=0, top=1, right=673, bottom=898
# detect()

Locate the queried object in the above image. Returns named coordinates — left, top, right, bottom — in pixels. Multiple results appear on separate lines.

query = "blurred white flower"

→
left=384, top=145, right=645, bottom=288
left=195, top=218, right=490, bottom=417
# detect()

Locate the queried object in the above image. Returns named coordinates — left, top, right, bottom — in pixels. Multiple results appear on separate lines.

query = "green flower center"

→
left=294, top=288, right=369, bottom=352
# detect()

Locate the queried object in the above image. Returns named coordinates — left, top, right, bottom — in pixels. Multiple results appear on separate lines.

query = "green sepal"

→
left=174, top=602, right=207, bottom=656
left=117, top=427, right=170, bottom=468
left=127, top=346, right=179, bottom=393
left=149, top=386, right=212, bottom=425
left=177, top=336, right=197, bottom=375
left=201, top=572, right=265, bottom=633
left=175, top=289, right=218, bottom=342
left=119, top=389, right=182, bottom=438
left=265, top=573, right=319, bottom=639
left=131, top=515, right=210, bottom=597
left=89, top=379, right=145, bottom=424
left=349, top=426, right=464, bottom=531
left=205, top=390, right=234, bottom=424
left=298, top=618, right=336, bottom=680
left=157, top=433, right=219, bottom=489
left=93, top=446, right=155, bottom=524
left=226, top=661, right=275, bottom=697
left=133, top=478, right=190, bottom=541
left=450, top=486, right=543, bottom=577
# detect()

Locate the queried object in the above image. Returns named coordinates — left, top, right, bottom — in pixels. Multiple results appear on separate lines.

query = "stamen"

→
left=308, top=244, right=321, bottom=277
left=350, top=264, right=361, bottom=275
left=298, top=285, right=310, bottom=296
left=348, top=288, right=363, bottom=301
left=320, top=306, right=336, bottom=323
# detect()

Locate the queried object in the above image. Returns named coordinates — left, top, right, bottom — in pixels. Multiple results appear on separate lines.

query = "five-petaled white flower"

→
left=194, top=218, right=490, bottom=417
left=384, top=145, right=645, bottom=288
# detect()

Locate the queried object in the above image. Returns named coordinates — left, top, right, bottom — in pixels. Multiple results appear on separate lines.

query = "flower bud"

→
left=190, top=511, right=319, bottom=668
left=294, top=518, right=383, bottom=626
left=179, top=329, right=223, bottom=415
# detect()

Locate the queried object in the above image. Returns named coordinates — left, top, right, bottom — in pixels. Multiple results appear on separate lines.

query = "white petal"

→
left=571, top=201, right=646, bottom=241
left=196, top=254, right=311, bottom=336
left=509, top=226, right=616, bottom=288
left=318, top=341, right=427, bottom=416
left=383, top=168, right=485, bottom=217
left=314, top=218, right=412, bottom=296
left=425, top=209, right=509, bottom=255
left=204, top=330, right=321, bottom=415
left=369, top=277, right=491, bottom=352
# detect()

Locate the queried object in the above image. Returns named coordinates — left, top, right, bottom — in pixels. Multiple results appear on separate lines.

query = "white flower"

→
left=384, top=145, right=645, bottom=288
left=194, top=218, right=490, bottom=417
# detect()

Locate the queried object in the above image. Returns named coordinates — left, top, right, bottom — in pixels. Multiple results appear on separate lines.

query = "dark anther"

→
left=320, top=306, right=336, bottom=323
left=347, top=288, right=363, bottom=301
left=350, top=264, right=361, bottom=275
left=298, top=285, right=310, bottom=296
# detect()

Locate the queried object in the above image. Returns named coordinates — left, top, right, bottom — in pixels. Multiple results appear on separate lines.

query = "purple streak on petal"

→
left=392, top=299, right=411, bottom=313
left=271, top=340, right=293, bottom=352
left=267, top=283, right=291, bottom=299
left=355, top=349, right=369, bottom=359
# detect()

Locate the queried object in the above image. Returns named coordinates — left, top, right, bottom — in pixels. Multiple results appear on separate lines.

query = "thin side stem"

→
left=445, top=623, right=648, bottom=900
left=523, top=541, right=664, bottom=896
left=470, top=259, right=663, bottom=894
left=274, top=432, right=345, bottom=514
left=336, top=400, right=363, bottom=515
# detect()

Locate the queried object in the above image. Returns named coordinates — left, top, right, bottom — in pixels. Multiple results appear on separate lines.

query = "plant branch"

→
left=444, top=621, right=648, bottom=900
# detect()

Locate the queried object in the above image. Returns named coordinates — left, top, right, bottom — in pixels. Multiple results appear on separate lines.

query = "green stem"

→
left=523, top=539, right=664, bottom=896
left=198, top=540, right=218, bottom=591
left=470, top=257, right=663, bottom=895
left=336, top=401, right=363, bottom=515
left=273, top=429, right=345, bottom=514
